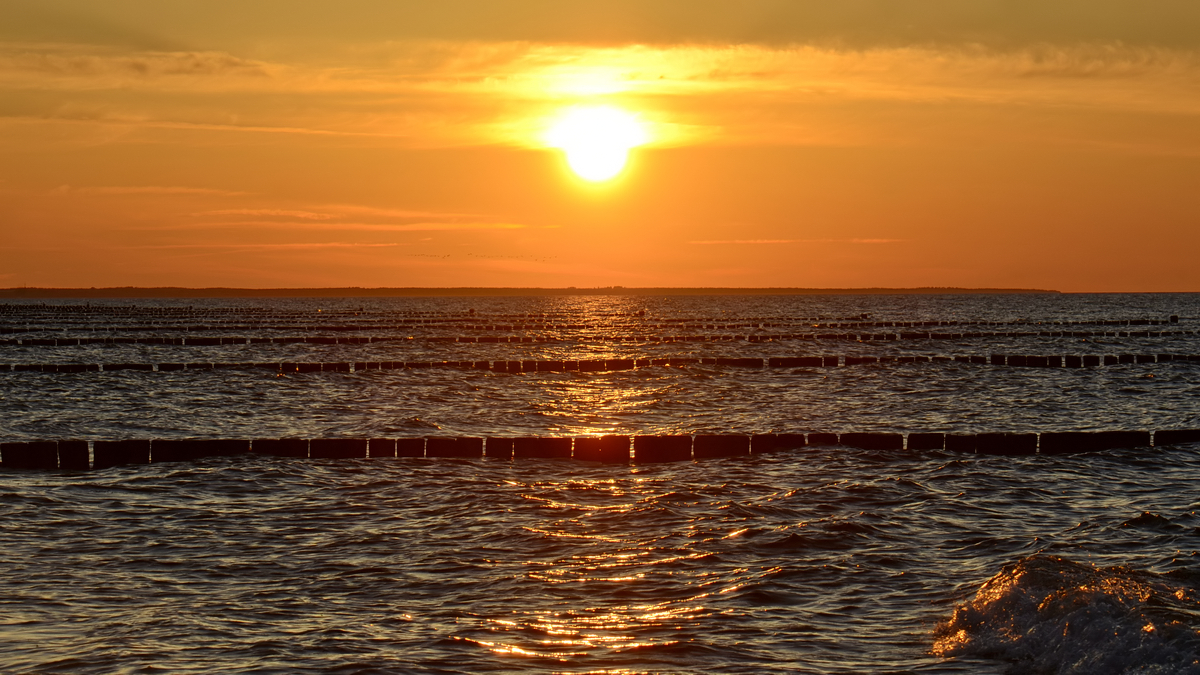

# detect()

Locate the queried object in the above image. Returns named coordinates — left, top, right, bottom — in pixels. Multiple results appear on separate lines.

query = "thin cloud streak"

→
left=201, top=209, right=337, bottom=220
left=27, top=115, right=405, bottom=139
left=689, top=238, right=905, bottom=245
left=74, top=186, right=248, bottom=196
left=133, top=221, right=530, bottom=232
left=5, top=41, right=1200, bottom=149
left=319, top=204, right=489, bottom=219
left=131, top=242, right=404, bottom=250
left=194, top=205, right=503, bottom=222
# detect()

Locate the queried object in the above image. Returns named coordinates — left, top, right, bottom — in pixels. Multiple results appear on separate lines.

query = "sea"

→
left=1, top=292, right=1198, bottom=674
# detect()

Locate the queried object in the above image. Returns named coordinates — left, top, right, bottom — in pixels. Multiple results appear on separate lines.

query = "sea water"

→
left=1, top=293, right=1198, bottom=674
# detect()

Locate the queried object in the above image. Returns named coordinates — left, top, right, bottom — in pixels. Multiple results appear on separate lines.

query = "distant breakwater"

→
left=3, top=352, right=1199, bottom=373
left=2, top=328, right=1193, bottom=345
left=0, top=286, right=1062, bottom=299
left=4, top=430, right=1199, bottom=471
left=0, top=313, right=1179, bottom=336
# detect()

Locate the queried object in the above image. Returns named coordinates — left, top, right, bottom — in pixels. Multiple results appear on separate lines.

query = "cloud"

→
left=318, top=203, right=487, bottom=219
left=200, top=209, right=336, bottom=220
left=9, top=115, right=401, bottom=139
left=179, top=221, right=529, bottom=232
left=74, top=185, right=247, bottom=195
left=689, top=239, right=803, bottom=245
left=3, top=32, right=1200, bottom=152
left=133, top=242, right=404, bottom=250
left=173, top=204, right=527, bottom=232
left=11, top=1, right=1197, bottom=50
left=174, top=203, right=528, bottom=232
left=0, top=45, right=271, bottom=87
left=689, top=238, right=903, bottom=245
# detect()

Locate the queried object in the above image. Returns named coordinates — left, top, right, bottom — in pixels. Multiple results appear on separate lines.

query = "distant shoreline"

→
left=0, top=286, right=1063, bottom=299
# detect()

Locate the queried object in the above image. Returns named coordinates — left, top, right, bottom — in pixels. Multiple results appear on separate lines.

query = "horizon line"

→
left=0, top=286, right=1069, bottom=298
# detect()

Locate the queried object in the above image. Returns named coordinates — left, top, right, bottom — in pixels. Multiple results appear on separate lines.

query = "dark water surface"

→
left=2, top=294, right=1199, bottom=673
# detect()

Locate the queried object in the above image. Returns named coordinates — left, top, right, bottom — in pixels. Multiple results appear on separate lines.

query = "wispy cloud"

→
left=133, top=242, right=404, bottom=250
left=195, top=204, right=491, bottom=221
left=11, top=115, right=402, bottom=139
left=0, top=46, right=272, bottom=88
left=689, top=238, right=904, bottom=245
left=689, top=239, right=802, bottom=245
left=73, top=185, right=247, bottom=196
left=168, top=203, right=531, bottom=233
left=200, top=209, right=336, bottom=220
left=318, top=204, right=486, bottom=219
left=6, top=41, right=1200, bottom=149
left=175, top=221, right=528, bottom=232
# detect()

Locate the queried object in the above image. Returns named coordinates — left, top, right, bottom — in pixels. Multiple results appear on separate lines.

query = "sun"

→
left=546, top=106, right=648, bottom=182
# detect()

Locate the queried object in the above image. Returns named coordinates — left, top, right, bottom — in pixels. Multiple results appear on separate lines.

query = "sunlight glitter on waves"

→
left=521, top=527, right=630, bottom=544
left=527, top=571, right=632, bottom=584
left=459, top=637, right=590, bottom=660
left=526, top=551, right=715, bottom=583
left=573, top=550, right=709, bottom=566
left=490, top=618, right=637, bottom=639
left=466, top=635, right=685, bottom=660
left=522, top=494, right=640, bottom=512
left=467, top=599, right=716, bottom=661
left=525, top=375, right=674, bottom=432
left=502, top=607, right=708, bottom=633
left=528, top=568, right=643, bottom=583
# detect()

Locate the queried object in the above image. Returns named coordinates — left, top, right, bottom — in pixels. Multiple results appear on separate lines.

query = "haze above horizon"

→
left=2, top=1, right=1198, bottom=292
left=0, top=286, right=1066, bottom=299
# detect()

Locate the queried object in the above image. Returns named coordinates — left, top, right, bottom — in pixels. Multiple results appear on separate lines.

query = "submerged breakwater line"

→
left=5, top=352, right=1200, bottom=373
left=3, top=328, right=1195, bottom=345
left=4, top=429, right=1200, bottom=471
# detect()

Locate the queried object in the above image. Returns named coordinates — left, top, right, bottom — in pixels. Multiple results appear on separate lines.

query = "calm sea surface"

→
left=2, top=293, right=1199, bottom=674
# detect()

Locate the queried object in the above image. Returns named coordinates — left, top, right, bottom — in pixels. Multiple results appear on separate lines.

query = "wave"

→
left=933, top=554, right=1200, bottom=674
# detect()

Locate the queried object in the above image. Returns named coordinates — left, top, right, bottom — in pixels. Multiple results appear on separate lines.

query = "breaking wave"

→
left=934, top=554, right=1200, bottom=674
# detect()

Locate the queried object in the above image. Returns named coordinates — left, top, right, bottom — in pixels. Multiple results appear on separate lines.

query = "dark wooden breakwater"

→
left=4, top=352, right=1200, bottom=373
left=4, top=430, right=1200, bottom=471
left=1, top=327, right=1190, bottom=345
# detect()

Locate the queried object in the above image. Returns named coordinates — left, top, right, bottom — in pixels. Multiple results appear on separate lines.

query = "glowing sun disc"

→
left=547, top=107, right=647, bottom=182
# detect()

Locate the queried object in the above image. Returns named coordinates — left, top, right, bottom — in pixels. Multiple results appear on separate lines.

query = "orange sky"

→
left=2, top=0, right=1199, bottom=291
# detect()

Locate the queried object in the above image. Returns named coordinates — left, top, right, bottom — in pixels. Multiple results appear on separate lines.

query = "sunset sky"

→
left=2, top=0, right=1199, bottom=291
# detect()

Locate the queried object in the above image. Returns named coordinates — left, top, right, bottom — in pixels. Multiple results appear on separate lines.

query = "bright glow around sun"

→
left=546, top=106, right=648, bottom=182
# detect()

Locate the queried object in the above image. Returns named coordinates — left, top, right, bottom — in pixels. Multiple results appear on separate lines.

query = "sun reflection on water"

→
left=454, top=468, right=782, bottom=666
left=520, top=374, right=681, bottom=437
left=443, top=295, right=782, bottom=665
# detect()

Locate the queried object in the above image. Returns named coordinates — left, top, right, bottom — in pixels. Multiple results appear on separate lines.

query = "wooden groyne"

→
left=3, top=352, right=1198, bottom=374
left=3, top=430, right=1199, bottom=471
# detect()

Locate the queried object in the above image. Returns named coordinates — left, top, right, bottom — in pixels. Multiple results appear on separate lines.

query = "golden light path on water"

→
left=459, top=464, right=785, bottom=663
left=455, top=306, right=751, bottom=660
left=458, top=369, right=783, bottom=663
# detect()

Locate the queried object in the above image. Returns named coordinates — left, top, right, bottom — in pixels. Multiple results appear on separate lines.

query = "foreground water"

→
left=2, top=293, right=1199, bottom=673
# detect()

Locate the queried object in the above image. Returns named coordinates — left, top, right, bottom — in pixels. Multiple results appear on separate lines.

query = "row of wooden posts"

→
left=0, top=313, right=1179, bottom=331
left=3, top=328, right=1194, bottom=346
left=3, top=429, right=1199, bottom=471
left=3, top=353, right=1199, bottom=373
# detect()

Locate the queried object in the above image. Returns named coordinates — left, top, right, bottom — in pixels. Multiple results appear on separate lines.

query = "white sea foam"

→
left=934, top=554, right=1200, bottom=674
